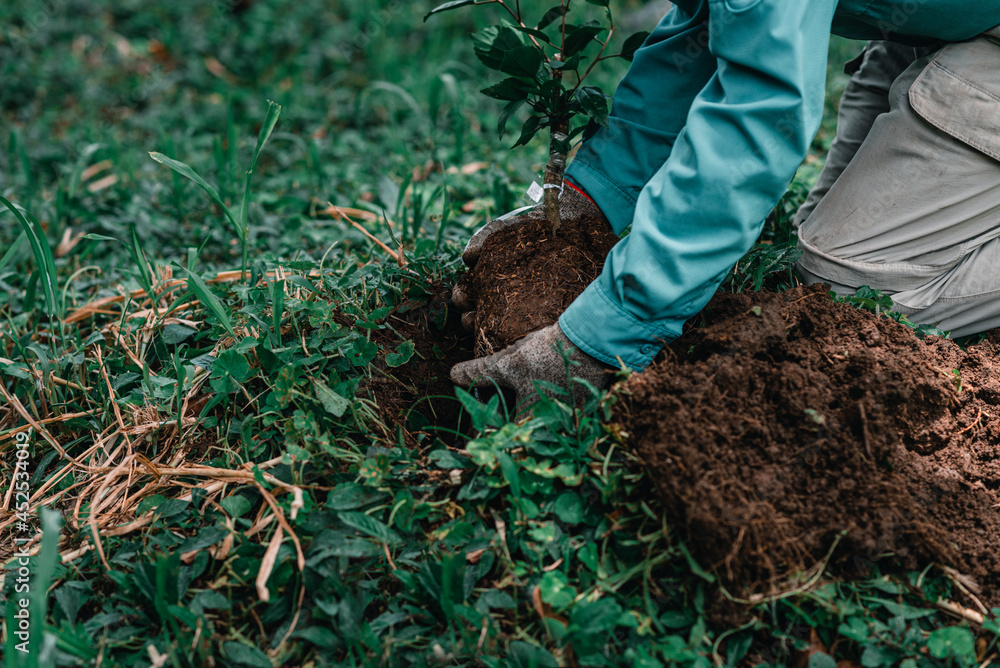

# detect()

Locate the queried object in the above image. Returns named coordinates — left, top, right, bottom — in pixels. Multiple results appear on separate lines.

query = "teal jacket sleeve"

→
left=560, top=0, right=837, bottom=369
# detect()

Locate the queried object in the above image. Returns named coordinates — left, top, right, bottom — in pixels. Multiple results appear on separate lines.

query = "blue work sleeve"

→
left=560, top=0, right=837, bottom=369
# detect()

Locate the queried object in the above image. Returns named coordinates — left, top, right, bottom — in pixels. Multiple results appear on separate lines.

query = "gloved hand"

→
left=451, top=184, right=609, bottom=326
left=450, top=323, right=614, bottom=413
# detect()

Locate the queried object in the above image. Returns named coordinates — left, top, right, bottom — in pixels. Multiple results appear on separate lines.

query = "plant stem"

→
left=545, top=59, right=568, bottom=235
left=543, top=120, right=568, bottom=235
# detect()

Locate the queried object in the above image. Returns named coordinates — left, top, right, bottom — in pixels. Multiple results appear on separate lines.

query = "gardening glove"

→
left=450, top=323, right=614, bottom=413
left=451, top=183, right=609, bottom=322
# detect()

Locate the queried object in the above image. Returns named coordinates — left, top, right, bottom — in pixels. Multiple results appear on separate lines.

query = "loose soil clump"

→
left=458, top=213, right=618, bottom=356
left=622, top=284, right=1000, bottom=605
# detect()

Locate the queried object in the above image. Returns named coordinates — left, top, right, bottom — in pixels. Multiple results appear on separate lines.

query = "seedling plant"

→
left=426, top=0, right=649, bottom=232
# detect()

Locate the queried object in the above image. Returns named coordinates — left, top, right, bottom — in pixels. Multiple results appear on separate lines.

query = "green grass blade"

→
left=20, top=507, right=62, bottom=666
left=128, top=225, right=155, bottom=300
left=238, top=101, right=281, bottom=276
left=424, top=0, right=486, bottom=21
left=148, top=152, right=241, bottom=237
left=0, top=196, right=60, bottom=318
left=175, top=264, right=237, bottom=339
left=270, top=278, right=285, bottom=339
left=239, top=100, right=282, bottom=231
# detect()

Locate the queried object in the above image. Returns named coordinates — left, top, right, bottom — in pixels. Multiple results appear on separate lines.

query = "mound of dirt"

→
left=458, top=213, right=619, bottom=356
left=621, top=284, right=1000, bottom=604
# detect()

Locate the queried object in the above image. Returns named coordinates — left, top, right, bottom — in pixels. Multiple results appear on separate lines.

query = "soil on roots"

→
left=621, top=284, right=1000, bottom=606
left=459, top=213, right=619, bottom=356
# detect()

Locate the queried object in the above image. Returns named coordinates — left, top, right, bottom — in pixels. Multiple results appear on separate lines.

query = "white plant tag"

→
left=526, top=181, right=544, bottom=203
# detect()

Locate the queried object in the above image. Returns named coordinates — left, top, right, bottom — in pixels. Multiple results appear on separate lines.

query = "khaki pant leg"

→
left=796, top=34, right=1000, bottom=335
left=794, top=41, right=934, bottom=227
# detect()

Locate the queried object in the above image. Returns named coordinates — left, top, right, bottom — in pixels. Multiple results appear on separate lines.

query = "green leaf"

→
left=509, top=641, right=559, bottom=668
left=239, top=101, right=281, bottom=273
left=53, top=583, right=88, bottom=628
left=455, top=387, right=504, bottom=431
left=563, top=25, right=603, bottom=57
left=223, top=641, right=273, bottom=668
left=809, top=653, right=838, bottom=668
left=191, top=590, right=231, bottom=612
left=326, top=483, right=385, bottom=511
left=211, top=348, right=251, bottom=394
left=80, top=233, right=120, bottom=242
left=128, top=224, right=154, bottom=298
left=137, top=494, right=167, bottom=516
left=726, top=632, right=754, bottom=666
left=512, top=115, right=543, bottom=148
left=174, top=265, right=237, bottom=338
left=339, top=511, right=402, bottom=546
left=575, top=86, right=610, bottom=127
left=428, top=449, right=469, bottom=469
left=622, top=31, right=650, bottom=61
left=385, top=340, right=415, bottom=367
left=499, top=45, right=543, bottom=78
left=495, top=450, right=521, bottom=497
left=584, top=0, right=610, bottom=5
left=927, top=626, right=976, bottom=662
left=498, top=99, right=527, bottom=139
left=313, top=378, right=350, bottom=417
left=538, top=571, right=576, bottom=610
left=861, top=645, right=900, bottom=668
left=568, top=598, right=624, bottom=653
left=15, top=508, right=62, bottom=658
left=472, top=26, right=524, bottom=71
left=482, top=78, right=535, bottom=102
left=155, top=498, right=190, bottom=519
left=212, top=349, right=251, bottom=382
left=270, top=278, right=285, bottom=338
left=511, top=25, right=551, bottom=42
left=984, top=609, right=1000, bottom=635
left=177, top=526, right=227, bottom=553
left=424, top=0, right=483, bottom=21
left=273, top=364, right=297, bottom=408
left=0, top=197, right=59, bottom=317
left=537, top=5, right=567, bottom=30
left=660, top=610, right=694, bottom=630
left=149, top=152, right=240, bottom=238
left=220, top=495, right=253, bottom=518
left=552, top=492, right=584, bottom=524
left=291, top=625, right=343, bottom=650
left=549, top=53, right=583, bottom=70
left=162, top=323, right=198, bottom=345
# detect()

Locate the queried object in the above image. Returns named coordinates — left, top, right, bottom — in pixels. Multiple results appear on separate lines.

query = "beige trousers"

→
left=796, top=28, right=1000, bottom=337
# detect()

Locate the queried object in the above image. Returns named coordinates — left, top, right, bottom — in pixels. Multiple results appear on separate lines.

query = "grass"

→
left=0, top=2, right=998, bottom=666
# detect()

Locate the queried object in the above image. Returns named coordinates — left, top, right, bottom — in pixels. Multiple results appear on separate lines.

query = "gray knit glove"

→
left=452, top=185, right=608, bottom=316
left=450, top=323, right=614, bottom=413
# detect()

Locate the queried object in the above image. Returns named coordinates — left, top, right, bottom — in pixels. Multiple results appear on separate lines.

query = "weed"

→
left=0, top=3, right=995, bottom=666
left=833, top=286, right=949, bottom=339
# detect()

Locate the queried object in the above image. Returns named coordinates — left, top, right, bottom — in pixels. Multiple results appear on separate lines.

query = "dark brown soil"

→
left=458, top=213, right=619, bottom=356
left=621, top=284, right=1000, bottom=605
left=364, top=287, right=474, bottom=442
